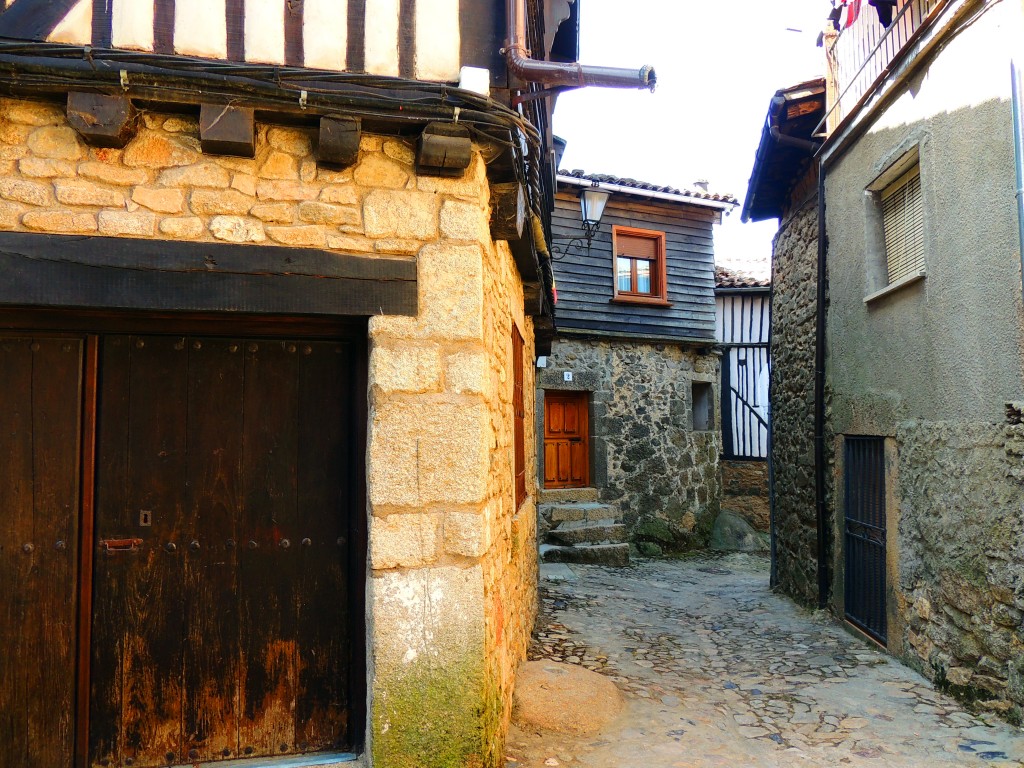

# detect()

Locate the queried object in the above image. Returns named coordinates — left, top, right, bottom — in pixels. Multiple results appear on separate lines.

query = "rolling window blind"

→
left=881, top=166, right=924, bottom=283
left=617, top=233, right=658, bottom=259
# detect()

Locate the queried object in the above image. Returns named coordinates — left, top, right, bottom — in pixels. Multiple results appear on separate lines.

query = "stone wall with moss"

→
left=0, top=94, right=536, bottom=767
left=890, top=422, right=1024, bottom=721
left=364, top=146, right=536, bottom=766
left=536, top=337, right=720, bottom=553
left=480, top=229, right=538, bottom=768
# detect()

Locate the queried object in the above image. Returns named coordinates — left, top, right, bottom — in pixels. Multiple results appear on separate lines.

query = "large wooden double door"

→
left=0, top=326, right=363, bottom=768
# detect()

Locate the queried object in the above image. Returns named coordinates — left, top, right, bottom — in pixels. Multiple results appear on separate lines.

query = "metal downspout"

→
left=770, top=97, right=823, bottom=153
left=504, top=0, right=656, bottom=90
left=1013, top=60, right=1024, bottom=307
left=814, top=162, right=830, bottom=609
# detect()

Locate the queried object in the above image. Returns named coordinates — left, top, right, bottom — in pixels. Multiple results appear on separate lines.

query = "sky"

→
left=553, top=0, right=831, bottom=279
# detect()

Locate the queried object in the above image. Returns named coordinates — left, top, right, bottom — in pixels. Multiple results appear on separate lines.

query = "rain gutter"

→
left=814, top=161, right=829, bottom=609
left=557, top=174, right=737, bottom=212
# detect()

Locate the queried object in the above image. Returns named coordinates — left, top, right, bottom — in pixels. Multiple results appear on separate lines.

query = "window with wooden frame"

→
left=881, top=164, right=924, bottom=285
left=612, top=226, right=669, bottom=305
left=512, top=324, right=527, bottom=509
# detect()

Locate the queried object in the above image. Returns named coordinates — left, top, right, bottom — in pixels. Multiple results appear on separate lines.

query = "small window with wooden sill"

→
left=611, top=226, right=669, bottom=306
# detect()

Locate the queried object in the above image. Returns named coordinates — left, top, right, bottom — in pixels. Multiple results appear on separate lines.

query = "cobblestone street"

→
left=507, top=556, right=1024, bottom=767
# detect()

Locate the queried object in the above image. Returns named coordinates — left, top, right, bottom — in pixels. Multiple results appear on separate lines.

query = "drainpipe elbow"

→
left=506, top=49, right=656, bottom=91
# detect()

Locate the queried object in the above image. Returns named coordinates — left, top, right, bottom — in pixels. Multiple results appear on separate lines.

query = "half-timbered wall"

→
left=0, top=0, right=505, bottom=81
left=551, top=191, right=719, bottom=341
left=716, top=290, right=770, bottom=459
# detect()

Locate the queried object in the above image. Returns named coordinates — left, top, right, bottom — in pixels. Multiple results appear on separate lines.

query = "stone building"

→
left=0, top=3, right=655, bottom=768
left=746, top=0, right=1024, bottom=719
left=742, top=78, right=825, bottom=600
left=536, top=170, right=736, bottom=562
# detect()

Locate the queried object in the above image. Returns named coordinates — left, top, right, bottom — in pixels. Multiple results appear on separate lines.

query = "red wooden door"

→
left=543, top=391, right=589, bottom=488
left=89, top=334, right=358, bottom=767
left=0, top=335, right=85, bottom=768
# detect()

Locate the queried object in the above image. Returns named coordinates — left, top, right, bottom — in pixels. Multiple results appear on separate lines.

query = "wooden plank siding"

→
left=551, top=193, right=718, bottom=340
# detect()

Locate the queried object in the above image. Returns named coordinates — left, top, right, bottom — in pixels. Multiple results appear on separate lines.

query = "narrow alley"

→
left=507, top=556, right=1024, bottom=768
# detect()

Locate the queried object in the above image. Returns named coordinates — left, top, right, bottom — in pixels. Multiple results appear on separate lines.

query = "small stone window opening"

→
left=692, top=382, right=714, bottom=431
left=611, top=226, right=669, bottom=306
left=513, top=324, right=527, bottom=508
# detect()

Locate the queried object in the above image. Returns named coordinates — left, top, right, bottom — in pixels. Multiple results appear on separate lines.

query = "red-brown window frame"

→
left=611, top=225, right=670, bottom=307
left=512, top=324, right=527, bottom=509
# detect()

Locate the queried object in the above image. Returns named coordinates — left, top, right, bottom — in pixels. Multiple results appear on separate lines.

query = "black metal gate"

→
left=843, top=436, right=887, bottom=644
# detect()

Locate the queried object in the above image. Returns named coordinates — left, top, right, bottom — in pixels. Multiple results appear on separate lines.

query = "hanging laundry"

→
left=843, top=0, right=863, bottom=28
left=869, top=0, right=898, bottom=27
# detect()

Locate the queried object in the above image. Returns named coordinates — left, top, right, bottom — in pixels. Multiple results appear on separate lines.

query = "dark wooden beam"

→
left=285, top=0, right=305, bottom=66
left=154, top=0, right=175, bottom=54
left=417, top=122, right=472, bottom=177
left=317, top=116, right=361, bottom=168
left=200, top=103, right=256, bottom=157
left=489, top=182, right=526, bottom=241
left=226, top=0, right=246, bottom=61
left=66, top=92, right=138, bottom=148
left=0, top=232, right=417, bottom=317
left=522, top=281, right=542, bottom=316
left=0, top=0, right=79, bottom=40
left=508, top=232, right=539, bottom=282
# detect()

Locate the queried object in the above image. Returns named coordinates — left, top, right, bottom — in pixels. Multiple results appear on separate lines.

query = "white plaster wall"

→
left=112, top=0, right=154, bottom=50
left=304, top=0, right=348, bottom=71
left=174, top=0, right=227, bottom=59
left=244, top=0, right=286, bottom=64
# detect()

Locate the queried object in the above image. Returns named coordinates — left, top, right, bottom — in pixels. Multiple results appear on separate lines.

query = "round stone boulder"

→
left=512, top=661, right=623, bottom=735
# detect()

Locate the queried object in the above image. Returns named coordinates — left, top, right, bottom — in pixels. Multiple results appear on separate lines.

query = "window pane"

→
left=617, top=257, right=633, bottom=292
left=636, top=260, right=651, bottom=294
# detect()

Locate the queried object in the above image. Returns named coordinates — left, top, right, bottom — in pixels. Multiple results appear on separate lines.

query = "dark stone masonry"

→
left=536, top=337, right=720, bottom=553
left=767, top=197, right=823, bottom=605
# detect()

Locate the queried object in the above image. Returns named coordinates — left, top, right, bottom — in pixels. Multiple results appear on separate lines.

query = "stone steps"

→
left=538, top=487, right=600, bottom=504
left=547, top=522, right=627, bottom=546
left=538, top=495, right=629, bottom=566
left=539, top=543, right=630, bottom=567
left=542, top=502, right=620, bottom=524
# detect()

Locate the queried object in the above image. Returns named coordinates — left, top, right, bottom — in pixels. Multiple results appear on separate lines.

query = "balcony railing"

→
left=824, top=0, right=948, bottom=133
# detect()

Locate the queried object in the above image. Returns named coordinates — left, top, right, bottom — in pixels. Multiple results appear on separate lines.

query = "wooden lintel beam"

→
left=0, top=232, right=417, bottom=317
left=199, top=103, right=256, bottom=157
left=66, top=92, right=137, bottom=148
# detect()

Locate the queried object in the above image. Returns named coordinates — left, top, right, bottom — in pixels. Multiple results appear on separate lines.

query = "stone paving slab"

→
left=507, top=555, right=1024, bottom=767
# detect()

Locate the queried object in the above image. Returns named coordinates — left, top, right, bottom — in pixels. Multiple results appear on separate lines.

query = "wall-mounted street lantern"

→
left=580, top=185, right=611, bottom=240
left=552, top=183, right=611, bottom=260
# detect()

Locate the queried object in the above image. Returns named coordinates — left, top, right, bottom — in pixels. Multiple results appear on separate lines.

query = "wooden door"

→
left=0, top=335, right=85, bottom=768
left=89, top=334, right=359, bottom=767
left=543, top=391, right=589, bottom=488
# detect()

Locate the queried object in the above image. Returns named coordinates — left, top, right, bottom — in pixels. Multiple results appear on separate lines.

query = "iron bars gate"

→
left=843, top=436, right=887, bottom=644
